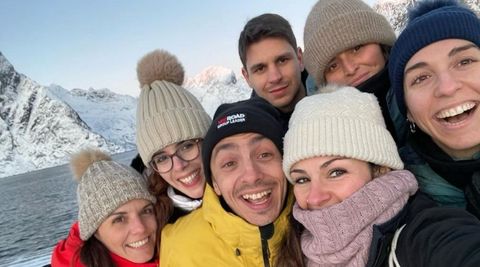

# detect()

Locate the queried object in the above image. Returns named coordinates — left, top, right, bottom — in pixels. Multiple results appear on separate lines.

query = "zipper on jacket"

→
left=259, top=223, right=274, bottom=267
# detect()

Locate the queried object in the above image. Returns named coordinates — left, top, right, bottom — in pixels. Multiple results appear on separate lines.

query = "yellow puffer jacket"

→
left=160, top=185, right=293, bottom=267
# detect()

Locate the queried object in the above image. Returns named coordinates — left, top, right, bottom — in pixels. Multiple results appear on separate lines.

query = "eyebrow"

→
left=290, top=157, right=346, bottom=174
left=405, top=44, right=479, bottom=76
left=248, top=51, right=293, bottom=72
left=213, top=135, right=266, bottom=157
left=404, top=62, right=428, bottom=76
left=448, top=44, right=477, bottom=57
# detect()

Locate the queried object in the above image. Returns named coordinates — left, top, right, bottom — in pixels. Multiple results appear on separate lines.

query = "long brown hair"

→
left=146, top=170, right=174, bottom=248
left=77, top=237, right=116, bottom=267
left=275, top=211, right=305, bottom=267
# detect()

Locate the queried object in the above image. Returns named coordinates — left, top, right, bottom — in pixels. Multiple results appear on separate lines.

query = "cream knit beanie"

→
left=304, top=0, right=396, bottom=87
left=136, top=50, right=211, bottom=166
left=283, top=85, right=403, bottom=183
left=71, top=149, right=156, bottom=240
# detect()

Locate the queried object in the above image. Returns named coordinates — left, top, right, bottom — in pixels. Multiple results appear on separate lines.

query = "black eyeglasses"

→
left=150, top=139, right=201, bottom=173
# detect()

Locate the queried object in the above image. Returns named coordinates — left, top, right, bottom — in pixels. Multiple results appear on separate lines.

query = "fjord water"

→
left=0, top=150, right=137, bottom=267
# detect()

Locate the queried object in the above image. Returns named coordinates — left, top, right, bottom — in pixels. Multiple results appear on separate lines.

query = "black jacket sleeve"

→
left=397, top=195, right=480, bottom=267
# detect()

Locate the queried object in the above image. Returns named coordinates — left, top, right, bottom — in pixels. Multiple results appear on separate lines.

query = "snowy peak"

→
left=0, top=51, right=15, bottom=75
left=0, top=52, right=122, bottom=178
left=184, top=66, right=251, bottom=116
left=185, top=66, right=238, bottom=87
left=0, top=52, right=21, bottom=98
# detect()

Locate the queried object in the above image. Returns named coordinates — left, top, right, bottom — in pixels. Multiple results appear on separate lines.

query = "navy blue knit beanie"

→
left=389, top=0, right=480, bottom=116
left=202, top=98, right=285, bottom=186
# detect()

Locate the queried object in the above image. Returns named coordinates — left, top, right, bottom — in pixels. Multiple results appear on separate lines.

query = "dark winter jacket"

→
left=402, top=130, right=480, bottom=218
left=368, top=193, right=480, bottom=267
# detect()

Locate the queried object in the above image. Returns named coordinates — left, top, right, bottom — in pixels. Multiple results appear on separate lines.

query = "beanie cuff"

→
left=283, top=117, right=403, bottom=183
left=137, top=108, right=211, bottom=166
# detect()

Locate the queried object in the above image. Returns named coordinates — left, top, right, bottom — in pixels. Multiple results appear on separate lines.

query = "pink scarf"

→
left=293, top=170, right=418, bottom=267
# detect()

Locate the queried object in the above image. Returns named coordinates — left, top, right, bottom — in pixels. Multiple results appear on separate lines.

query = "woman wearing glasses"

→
left=135, top=49, right=212, bottom=223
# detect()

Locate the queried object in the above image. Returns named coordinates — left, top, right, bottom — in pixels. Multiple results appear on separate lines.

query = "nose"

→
left=130, top=215, right=147, bottom=234
left=342, top=58, right=359, bottom=76
left=267, top=65, right=282, bottom=84
left=241, top=159, right=263, bottom=184
left=171, top=155, right=188, bottom=171
left=306, top=182, right=331, bottom=209
left=434, top=71, right=462, bottom=97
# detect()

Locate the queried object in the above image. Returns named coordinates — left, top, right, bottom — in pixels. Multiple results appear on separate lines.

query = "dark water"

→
left=0, top=150, right=137, bottom=267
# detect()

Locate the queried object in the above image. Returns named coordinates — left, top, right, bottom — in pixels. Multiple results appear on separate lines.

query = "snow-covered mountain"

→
left=0, top=52, right=122, bottom=178
left=0, top=53, right=251, bottom=178
left=374, top=0, right=480, bottom=33
left=185, top=66, right=251, bottom=116
left=47, top=85, right=138, bottom=151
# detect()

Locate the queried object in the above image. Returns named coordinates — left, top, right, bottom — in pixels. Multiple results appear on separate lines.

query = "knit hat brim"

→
left=283, top=117, right=403, bottom=182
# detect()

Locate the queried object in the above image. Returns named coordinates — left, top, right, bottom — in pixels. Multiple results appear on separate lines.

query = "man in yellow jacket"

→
left=160, top=98, right=292, bottom=266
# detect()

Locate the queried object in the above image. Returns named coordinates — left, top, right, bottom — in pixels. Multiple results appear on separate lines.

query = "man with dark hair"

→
left=239, top=13, right=306, bottom=115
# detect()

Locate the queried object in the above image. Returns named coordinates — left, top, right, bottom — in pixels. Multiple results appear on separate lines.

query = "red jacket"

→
left=51, top=222, right=159, bottom=267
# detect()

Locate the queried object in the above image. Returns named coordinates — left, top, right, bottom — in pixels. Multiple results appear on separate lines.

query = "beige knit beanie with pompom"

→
left=72, top=148, right=156, bottom=240
left=283, top=85, right=403, bottom=183
left=136, top=50, right=212, bottom=166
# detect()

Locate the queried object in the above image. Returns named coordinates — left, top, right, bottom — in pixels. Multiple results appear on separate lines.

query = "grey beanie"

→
left=71, top=149, right=156, bottom=240
left=304, top=0, right=396, bottom=87
left=283, top=85, right=403, bottom=183
left=136, top=49, right=212, bottom=166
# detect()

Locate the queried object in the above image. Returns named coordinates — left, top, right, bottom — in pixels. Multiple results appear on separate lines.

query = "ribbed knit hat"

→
left=389, top=0, right=480, bottom=117
left=283, top=85, right=403, bottom=183
left=136, top=49, right=212, bottom=166
left=202, top=98, right=285, bottom=186
left=71, top=149, right=156, bottom=240
left=304, top=0, right=395, bottom=87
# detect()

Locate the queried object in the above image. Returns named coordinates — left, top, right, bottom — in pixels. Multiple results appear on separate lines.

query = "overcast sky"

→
left=0, top=0, right=377, bottom=96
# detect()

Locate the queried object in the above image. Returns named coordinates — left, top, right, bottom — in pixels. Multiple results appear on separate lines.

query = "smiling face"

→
left=324, top=43, right=386, bottom=87
left=210, top=132, right=287, bottom=226
left=242, top=37, right=305, bottom=113
left=404, top=39, right=480, bottom=159
left=95, top=199, right=157, bottom=263
left=154, top=139, right=205, bottom=199
left=290, top=156, right=373, bottom=210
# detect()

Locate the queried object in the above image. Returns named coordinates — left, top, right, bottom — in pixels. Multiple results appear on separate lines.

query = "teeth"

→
left=179, top=171, right=198, bottom=185
left=242, top=190, right=271, bottom=201
left=127, top=237, right=148, bottom=248
left=437, top=102, right=475, bottom=119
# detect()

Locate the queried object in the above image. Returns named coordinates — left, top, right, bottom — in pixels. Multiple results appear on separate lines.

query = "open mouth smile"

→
left=178, top=170, right=200, bottom=185
left=126, top=237, right=149, bottom=248
left=435, top=101, right=477, bottom=124
left=241, top=189, right=272, bottom=205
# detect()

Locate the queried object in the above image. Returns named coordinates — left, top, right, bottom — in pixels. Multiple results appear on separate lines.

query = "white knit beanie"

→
left=136, top=50, right=212, bottom=166
left=71, top=149, right=156, bottom=240
left=283, top=85, right=403, bottom=183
